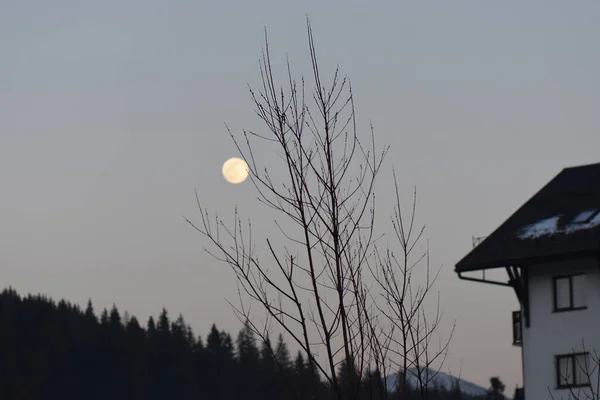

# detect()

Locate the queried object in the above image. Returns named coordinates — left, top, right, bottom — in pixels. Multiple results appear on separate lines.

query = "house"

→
left=455, top=162, right=600, bottom=400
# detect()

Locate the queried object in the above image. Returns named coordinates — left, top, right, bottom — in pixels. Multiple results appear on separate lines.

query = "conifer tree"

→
left=338, top=357, right=361, bottom=400
left=259, top=336, right=281, bottom=399
left=100, top=308, right=109, bottom=326
left=85, top=299, right=96, bottom=322
left=185, top=324, right=196, bottom=348
left=260, top=336, right=277, bottom=374
left=109, top=304, right=122, bottom=329
left=236, top=322, right=261, bottom=398
left=147, top=316, right=156, bottom=333
left=0, top=288, right=392, bottom=400
left=275, top=333, right=292, bottom=372
left=157, top=308, right=170, bottom=334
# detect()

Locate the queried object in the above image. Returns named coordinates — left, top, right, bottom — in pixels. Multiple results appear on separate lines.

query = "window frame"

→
left=552, top=273, right=587, bottom=312
left=555, top=352, right=591, bottom=389
left=571, top=209, right=600, bottom=224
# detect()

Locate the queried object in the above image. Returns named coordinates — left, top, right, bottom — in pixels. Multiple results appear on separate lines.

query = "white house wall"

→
left=523, top=257, right=600, bottom=400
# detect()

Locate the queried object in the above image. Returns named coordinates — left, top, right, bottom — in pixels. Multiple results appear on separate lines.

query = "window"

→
left=556, top=353, right=590, bottom=388
left=512, top=311, right=522, bottom=346
left=572, top=209, right=599, bottom=224
left=553, top=274, right=587, bottom=312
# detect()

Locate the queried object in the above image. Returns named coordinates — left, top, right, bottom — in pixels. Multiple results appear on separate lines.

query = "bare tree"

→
left=186, top=18, right=452, bottom=400
left=370, top=179, right=454, bottom=398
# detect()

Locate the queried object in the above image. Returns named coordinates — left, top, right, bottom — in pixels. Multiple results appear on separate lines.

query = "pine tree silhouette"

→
left=0, top=287, right=487, bottom=400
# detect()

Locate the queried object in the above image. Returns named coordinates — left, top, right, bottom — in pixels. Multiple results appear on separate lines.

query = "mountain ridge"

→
left=384, top=367, right=502, bottom=398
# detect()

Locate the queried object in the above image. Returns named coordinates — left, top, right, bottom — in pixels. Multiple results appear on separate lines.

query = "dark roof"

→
left=455, top=162, right=600, bottom=272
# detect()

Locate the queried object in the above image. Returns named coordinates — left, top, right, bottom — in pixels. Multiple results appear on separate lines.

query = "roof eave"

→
left=455, top=249, right=600, bottom=273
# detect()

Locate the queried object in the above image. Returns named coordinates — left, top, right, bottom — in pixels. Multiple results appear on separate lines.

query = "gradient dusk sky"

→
left=2, top=0, right=600, bottom=390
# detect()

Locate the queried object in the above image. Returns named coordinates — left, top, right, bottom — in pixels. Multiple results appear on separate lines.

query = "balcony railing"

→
left=512, top=310, right=522, bottom=346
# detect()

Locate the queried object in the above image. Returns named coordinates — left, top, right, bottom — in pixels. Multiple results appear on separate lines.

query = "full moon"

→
left=222, top=157, right=249, bottom=184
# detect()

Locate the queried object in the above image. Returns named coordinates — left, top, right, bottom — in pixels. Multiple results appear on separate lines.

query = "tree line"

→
left=0, top=287, right=502, bottom=399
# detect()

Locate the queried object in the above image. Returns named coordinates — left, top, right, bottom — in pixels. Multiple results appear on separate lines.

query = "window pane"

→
left=575, top=354, right=590, bottom=385
left=555, top=277, right=571, bottom=309
left=573, top=210, right=597, bottom=223
left=558, top=356, right=573, bottom=386
left=572, top=274, right=587, bottom=308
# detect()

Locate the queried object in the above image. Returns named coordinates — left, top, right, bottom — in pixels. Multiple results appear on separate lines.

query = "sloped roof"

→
left=455, top=162, right=600, bottom=272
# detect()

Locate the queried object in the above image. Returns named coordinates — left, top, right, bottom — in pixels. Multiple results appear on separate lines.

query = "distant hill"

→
left=385, top=367, right=490, bottom=397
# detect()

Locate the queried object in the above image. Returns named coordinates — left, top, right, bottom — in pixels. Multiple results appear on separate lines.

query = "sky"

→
left=1, top=0, right=600, bottom=391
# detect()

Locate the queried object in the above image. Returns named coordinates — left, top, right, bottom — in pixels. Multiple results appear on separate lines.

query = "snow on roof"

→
left=455, top=162, right=600, bottom=272
left=518, top=210, right=600, bottom=239
left=565, top=210, right=600, bottom=233
left=518, top=216, right=560, bottom=239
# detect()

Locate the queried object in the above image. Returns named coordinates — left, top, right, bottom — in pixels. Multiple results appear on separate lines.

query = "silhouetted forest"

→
left=0, top=288, right=488, bottom=399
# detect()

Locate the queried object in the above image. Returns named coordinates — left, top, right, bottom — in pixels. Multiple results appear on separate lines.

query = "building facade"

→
left=455, top=162, right=600, bottom=400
